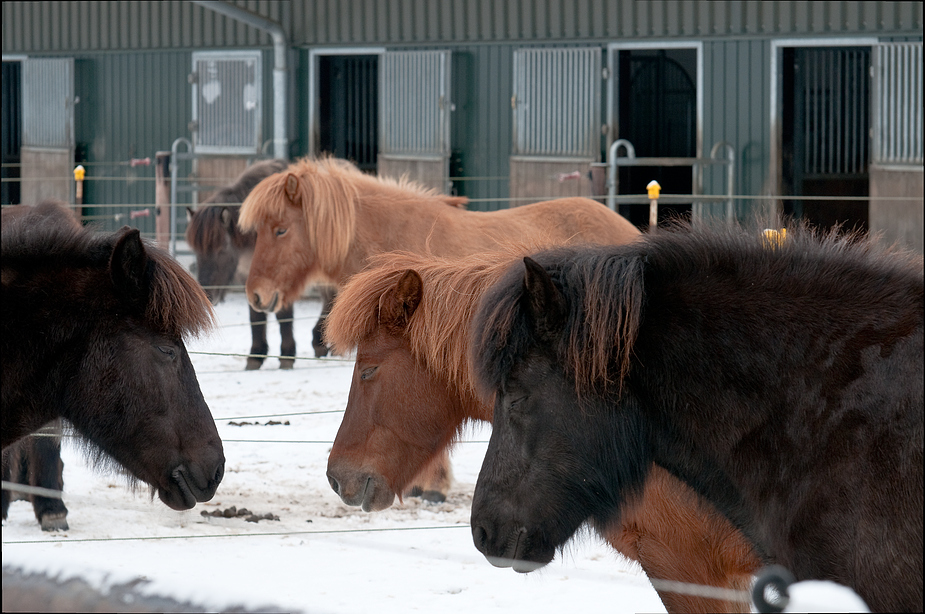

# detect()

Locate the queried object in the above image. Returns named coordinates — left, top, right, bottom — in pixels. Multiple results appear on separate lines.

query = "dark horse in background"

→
left=470, top=224, right=923, bottom=612
left=2, top=201, right=224, bottom=511
left=186, top=159, right=336, bottom=369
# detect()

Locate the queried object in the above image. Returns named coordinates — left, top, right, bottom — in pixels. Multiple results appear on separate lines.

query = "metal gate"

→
left=873, top=42, right=923, bottom=165
left=378, top=50, right=452, bottom=193
left=510, top=47, right=601, bottom=202
left=21, top=57, right=74, bottom=205
left=512, top=47, right=601, bottom=158
left=191, top=50, right=262, bottom=155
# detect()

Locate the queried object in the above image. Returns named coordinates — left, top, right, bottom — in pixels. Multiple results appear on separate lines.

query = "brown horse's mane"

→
left=3, top=203, right=214, bottom=339
left=187, top=159, right=288, bottom=254
left=325, top=245, right=547, bottom=398
left=473, top=222, right=925, bottom=400
left=238, top=156, right=467, bottom=274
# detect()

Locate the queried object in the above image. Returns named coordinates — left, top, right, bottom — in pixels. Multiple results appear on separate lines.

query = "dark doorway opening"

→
left=2, top=61, right=22, bottom=206
left=318, top=55, right=378, bottom=173
left=781, top=47, right=870, bottom=232
left=616, top=48, right=697, bottom=229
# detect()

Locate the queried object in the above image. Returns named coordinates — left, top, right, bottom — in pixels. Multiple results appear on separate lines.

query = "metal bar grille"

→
left=873, top=43, right=923, bottom=165
left=22, top=58, right=73, bottom=149
left=379, top=50, right=450, bottom=156
left=800, top=47, right=869, bottom=176
left=192, top=50, right=261, bottom=154
left=513, top=48, right=601, bottom=158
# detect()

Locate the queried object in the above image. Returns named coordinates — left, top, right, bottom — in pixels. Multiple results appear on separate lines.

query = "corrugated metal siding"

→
left=5, top=1, right=923, bottom=53
left=701, top=39, right=771, bottom=221
left=873, top=42, right=923, bottom=165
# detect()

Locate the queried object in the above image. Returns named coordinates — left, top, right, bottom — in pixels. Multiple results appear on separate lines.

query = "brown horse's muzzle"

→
left=326, top=459, right=396, bottom=512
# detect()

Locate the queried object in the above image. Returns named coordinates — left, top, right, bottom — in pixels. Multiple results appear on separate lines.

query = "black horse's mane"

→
left=472, top=222, right=924, bottom=399
left=187, top=159, right=289, bottom=254
left=3, top=203, right=214, bottom=339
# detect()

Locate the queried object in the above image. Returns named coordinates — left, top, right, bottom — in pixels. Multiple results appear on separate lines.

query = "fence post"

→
left=647, top=180, right=661, bottom=231
left=155, top=152, right=171, bottom=248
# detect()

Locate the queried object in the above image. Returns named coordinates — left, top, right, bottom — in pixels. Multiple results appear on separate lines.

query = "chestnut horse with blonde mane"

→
left=324, top=248, right=759, bottom=614
left=239, top=156, right=640, bottom=499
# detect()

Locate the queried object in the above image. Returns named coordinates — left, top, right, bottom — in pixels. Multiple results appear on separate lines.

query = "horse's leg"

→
left=247, top=304, right=269, bottom=370
left=29, top=423, right=68, bottom=532
left=312, top=287, right=336, bottom=358
left=278, top=303, right=296, bottom=370
left=403, top=448, right=453, bottom=504
left=1, top=445, right=17, bottom=521
left=602, top=466, right=758, bottom=614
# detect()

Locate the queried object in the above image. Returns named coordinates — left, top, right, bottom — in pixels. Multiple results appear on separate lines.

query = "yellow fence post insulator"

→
left=646, top=180, right=661, bottom=231
left=763, top=228, right=787, bottom=248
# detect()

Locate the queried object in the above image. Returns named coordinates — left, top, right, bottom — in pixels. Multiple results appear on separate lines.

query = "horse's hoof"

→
left=420, top=490, right=447, bottom=504
left=407, top=486, right=423, bottom=497
left=279, top=359, right=295, bottom=370
left=245, top=357, right=265, bottom=370
left=40, top=512, right=69, bottom=532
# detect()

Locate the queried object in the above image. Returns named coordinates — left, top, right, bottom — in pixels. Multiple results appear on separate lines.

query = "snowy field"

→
left=2, top=292, right=668, bottom=613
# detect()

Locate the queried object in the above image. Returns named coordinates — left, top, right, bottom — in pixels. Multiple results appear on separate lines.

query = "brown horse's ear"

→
left=284, top=173, right=301, bottom=205
left=522, top=256, right=566, bottom=340
left=380, top=269, right=423, bottom=331
left=110, top=227, right=149, bottom=304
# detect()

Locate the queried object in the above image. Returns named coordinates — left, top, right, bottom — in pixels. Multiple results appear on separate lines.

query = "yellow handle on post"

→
left=73, top=165, right=85, bottom=202
left=646, top=180, right=661, bottom=230
left=763, top=228, right=787, bottom=248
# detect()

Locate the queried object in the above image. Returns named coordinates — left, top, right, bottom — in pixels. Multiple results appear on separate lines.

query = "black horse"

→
left=2, top=201, right=224, bottom=510
left=186, top=159, right=336, bottom=368
left=469, top=224, right=923, bottom=612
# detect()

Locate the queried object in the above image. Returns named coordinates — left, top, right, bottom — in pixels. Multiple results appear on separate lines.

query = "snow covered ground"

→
left=2, top=292, right=668, bottom=613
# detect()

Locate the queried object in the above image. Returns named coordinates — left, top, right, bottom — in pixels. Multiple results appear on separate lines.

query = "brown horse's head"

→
left=324, top=249, right=536, bottom=511
left=238, top=158, right=360, bottom=312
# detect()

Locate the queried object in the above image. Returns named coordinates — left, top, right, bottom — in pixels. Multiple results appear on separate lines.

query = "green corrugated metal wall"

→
left=3, top=1, right=922, bottom=222
left=4, top=1, right=922, bottom=51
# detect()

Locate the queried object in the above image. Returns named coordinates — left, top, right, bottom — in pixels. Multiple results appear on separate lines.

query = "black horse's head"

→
left=469, top=255, right=651, bottom=572
left=3, top=207, right=224, bottom=511
left=186, top=205, right=250, bottom=304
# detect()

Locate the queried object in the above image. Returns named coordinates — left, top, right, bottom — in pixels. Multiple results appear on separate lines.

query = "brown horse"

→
left=324, top=248, right=760, bottom=613
left=239, top=156, right=639, bottom=499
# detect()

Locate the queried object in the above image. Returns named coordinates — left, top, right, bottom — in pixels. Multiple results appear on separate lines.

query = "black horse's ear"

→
left=522, top=257, right=566, bottom=339
left=185, top=206, right=195, bottom=223
left=380, top=269, right=423, bottom=331
left=110, top=227, right=148, bottom=303
left=284, top=173, right=301, bottom=205
left=220, top=207, right=233, bottom=230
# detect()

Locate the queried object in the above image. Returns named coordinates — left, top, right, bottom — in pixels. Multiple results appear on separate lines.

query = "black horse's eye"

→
left=275, top=227, right=287, bottom=237
left=506, top=395, right=528, bottom=413
left=157, top=345, right=177, bottom=359
left=360, top=366, right=378, bottom=380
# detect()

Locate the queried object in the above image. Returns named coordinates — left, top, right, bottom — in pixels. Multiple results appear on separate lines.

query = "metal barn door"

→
left=510, top=47, right=601, bottom=202
left=191, top=50, right=262, bottom=155
left=783, top=47, right=871, bottom=230
left=318, top=54, right=378, bottom=173
left=21, top=58, right=74, bottom=205
left=378, top=50, right=452, bottom=194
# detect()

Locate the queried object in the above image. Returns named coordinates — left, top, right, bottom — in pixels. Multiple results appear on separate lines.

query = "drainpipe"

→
left=192, top=1, right=288, bottom=160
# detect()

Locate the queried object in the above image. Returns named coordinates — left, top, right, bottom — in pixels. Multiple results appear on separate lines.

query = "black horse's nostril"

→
left=328, top=475, right=340, bottom=495
left=213, top=463, right=224, bottom=486
left=472, top=525, right=489, bottom=551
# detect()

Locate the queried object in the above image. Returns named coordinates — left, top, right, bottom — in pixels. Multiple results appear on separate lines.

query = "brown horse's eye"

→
left=360, top=366, right=378, bottom=380
left=275, top=228, right=287, bottom=237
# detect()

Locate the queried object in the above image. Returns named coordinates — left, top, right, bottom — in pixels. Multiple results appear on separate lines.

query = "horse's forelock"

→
left=144, top=244, right=216, bottom=338
left=186, top=206, right=232, bottom=254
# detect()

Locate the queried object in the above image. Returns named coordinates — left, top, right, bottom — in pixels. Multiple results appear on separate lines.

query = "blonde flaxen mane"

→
left=238, top=157, right=457, bottom=274
left=324, top=245, right=548, bottom=399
